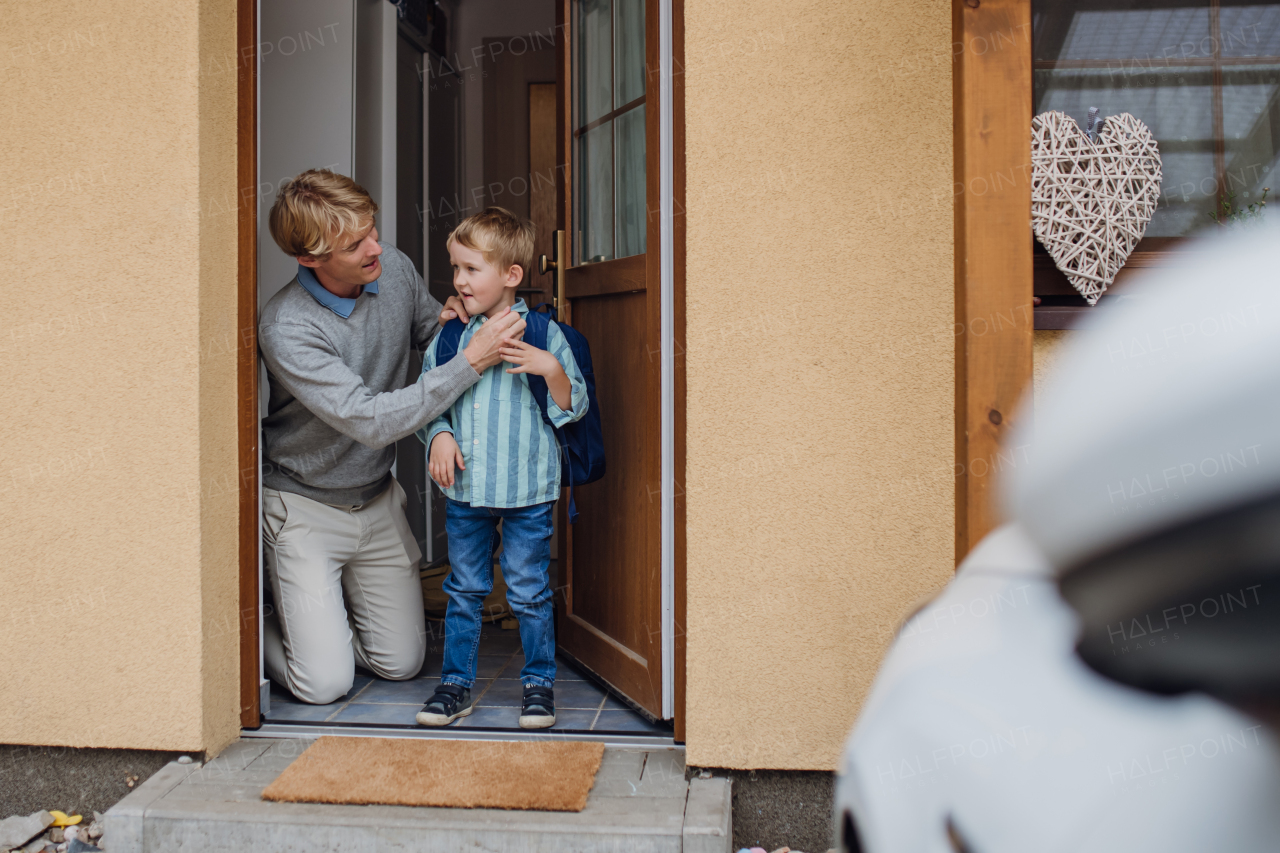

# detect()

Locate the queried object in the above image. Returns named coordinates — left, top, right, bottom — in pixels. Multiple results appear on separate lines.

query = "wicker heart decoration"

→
left=1031, top=110, right=1162, bottom=305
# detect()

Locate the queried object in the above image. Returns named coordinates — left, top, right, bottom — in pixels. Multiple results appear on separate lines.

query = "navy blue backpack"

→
left=434, top=305, right=605, bottom=522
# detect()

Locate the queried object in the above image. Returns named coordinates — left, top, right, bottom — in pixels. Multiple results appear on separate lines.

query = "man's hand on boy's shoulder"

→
left=430, top=300, right=525, bottom=373
left=438, top=294, right=469, bottom=324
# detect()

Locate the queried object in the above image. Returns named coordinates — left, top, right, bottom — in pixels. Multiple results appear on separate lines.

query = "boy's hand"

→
left=499, top=339, right=560, bottom=378
left=500, top=340, right=573, bottom=411
left=428, top=432, right=465, bottom=488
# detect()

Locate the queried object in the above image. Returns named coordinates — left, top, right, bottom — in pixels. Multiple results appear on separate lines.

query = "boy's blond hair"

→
left=447, top=207, right=535, bottom=283
left=268, top=169, right=379, bottom=259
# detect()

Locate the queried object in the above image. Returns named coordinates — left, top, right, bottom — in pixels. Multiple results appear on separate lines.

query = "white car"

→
left=837, top=226, right=1280, bottom=853
left=835, top=524, right=1280, bottom=853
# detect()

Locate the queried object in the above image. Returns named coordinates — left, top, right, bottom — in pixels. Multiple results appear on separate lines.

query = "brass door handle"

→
left=539, top=230, right=567, bottom=312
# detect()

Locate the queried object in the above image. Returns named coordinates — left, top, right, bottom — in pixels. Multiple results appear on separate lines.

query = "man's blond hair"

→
left=447, top=207, right=535, bottom=282
left=269, top=169, right=379, bottom=259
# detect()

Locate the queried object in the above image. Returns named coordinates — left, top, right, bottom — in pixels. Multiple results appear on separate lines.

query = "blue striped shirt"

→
left=417, top=299, right=588, bottom=507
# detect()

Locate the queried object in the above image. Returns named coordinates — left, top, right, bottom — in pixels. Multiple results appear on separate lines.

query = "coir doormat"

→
left=261, top=736, right=606, bottom=811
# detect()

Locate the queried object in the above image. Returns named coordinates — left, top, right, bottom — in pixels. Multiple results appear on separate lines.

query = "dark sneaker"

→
left=416, top=683, right=473, bottom=727
left=519, top=684, right=556, bottom=729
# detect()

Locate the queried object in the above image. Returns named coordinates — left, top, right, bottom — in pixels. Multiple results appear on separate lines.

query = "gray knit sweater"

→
left=258, top=244, right=479, bottom=504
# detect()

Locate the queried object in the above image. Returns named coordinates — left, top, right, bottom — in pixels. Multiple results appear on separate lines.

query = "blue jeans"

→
left=441, top=497, right=556, bottom=688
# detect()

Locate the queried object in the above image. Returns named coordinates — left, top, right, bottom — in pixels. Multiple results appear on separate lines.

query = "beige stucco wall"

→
left=0, top=0, right=241, bottom=753
left=684, top=1, right=956, bottom=769
left=1033, top=329, right=1070, bottom=409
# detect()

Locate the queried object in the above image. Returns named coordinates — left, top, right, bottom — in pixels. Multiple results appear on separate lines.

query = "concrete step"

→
left=105, top=738, right=731, bottom=853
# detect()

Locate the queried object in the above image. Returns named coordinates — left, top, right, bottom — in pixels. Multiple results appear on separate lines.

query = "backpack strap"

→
left=433, top=318, right=466, bottom=365
left=521, top=309, right=553, bottom=426
left=523, top=306, right=580, bottom=522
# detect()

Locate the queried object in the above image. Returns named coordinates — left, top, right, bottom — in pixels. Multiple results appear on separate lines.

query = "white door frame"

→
left=658, top=0, right=675, bottom=720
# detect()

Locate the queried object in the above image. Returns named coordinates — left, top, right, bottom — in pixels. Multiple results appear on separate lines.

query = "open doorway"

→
left=250, top=0, right=675, bottom=739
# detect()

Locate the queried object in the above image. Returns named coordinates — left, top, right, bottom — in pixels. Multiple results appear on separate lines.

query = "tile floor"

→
left=263, top=622, right=672, bottom=735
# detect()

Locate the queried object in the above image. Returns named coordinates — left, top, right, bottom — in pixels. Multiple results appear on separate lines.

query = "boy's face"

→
left=299, top=221, right=383, bottom=291
left=448, top=240, right=523, bottom=319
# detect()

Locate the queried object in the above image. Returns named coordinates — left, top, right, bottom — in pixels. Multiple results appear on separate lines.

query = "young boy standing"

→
left=415, top=207, right=588, bottom=729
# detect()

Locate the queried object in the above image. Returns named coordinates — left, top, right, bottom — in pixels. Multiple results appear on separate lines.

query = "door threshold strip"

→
left=244, top=722, right=681, bottom=750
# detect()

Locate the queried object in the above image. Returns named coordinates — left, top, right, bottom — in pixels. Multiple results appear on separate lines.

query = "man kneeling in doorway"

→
left=258, top=169, right=525, bottom=704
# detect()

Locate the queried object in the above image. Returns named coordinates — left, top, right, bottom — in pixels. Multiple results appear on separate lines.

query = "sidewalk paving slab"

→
left=106, top=739, right=731, bottom=853
left=682, top=778, right=732, bottom=853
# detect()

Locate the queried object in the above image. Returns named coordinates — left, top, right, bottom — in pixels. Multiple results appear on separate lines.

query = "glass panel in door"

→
left=574, top=0, right=646, bottom=263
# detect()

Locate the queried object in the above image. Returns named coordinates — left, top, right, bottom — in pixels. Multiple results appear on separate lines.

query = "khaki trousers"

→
left=262, top=479, right=426, bottom=705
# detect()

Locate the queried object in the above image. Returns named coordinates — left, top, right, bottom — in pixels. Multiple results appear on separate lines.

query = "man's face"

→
left=300, top=221, right=383, bottom=289
left=448, top=240, right=521, bottom=318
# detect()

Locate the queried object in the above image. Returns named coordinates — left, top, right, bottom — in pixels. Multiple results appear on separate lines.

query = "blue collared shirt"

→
left=417, top=299, right=589, bottom=507
left=296, top=264, right=379, bottom=319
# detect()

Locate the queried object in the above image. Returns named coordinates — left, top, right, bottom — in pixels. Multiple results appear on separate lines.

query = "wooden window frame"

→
left=953, top=0, right=1034, bottom=562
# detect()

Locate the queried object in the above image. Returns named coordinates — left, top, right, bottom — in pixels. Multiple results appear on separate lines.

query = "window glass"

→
left=580, top=0, right=612, bottom=125
left=1033, top=67, right=1216, bottom=235
left=1220, top=3, right=1280, bottom=57
left=615, top=104, right=646, bottom=257
left=579, top=123, right=614, bottom=263
left=1033, top=1, right=1280, bottom=242
left=1033, top=2, right=1211, bottom=62
left=1222, top=66, right=1280, bottom=201
left=574, top=0, right=647, bottom=263
left=614, top=0, right=646, bottom=107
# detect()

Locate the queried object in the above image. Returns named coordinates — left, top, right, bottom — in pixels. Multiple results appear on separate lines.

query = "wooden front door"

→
left=551, top=0, right=665, bottom=718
